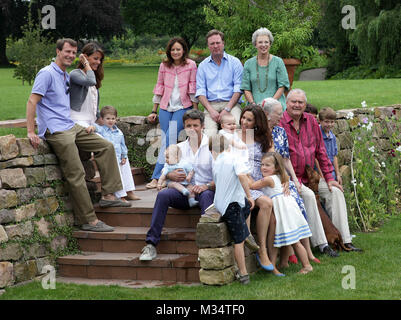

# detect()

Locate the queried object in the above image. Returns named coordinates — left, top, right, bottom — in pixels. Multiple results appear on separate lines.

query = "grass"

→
left=1, top=214, right=401, bottom=300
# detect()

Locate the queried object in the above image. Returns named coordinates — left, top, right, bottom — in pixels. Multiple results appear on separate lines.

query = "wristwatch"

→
left=224, top=107, right=231, bottom=112
left=206, top=183, right=212, bottom=190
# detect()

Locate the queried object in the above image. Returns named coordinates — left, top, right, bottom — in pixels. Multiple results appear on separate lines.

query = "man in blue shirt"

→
left=26, top=38, right=130, bottom=233
left=196, top=30, right=243, bottom=136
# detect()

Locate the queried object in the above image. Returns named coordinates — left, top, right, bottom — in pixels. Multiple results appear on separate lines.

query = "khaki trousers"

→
left=318, top=178, right=352, bottom=243
left=45, top=124, right=123, bottom=224
left=299, top=184, right=328, bottom=248
left=204, top=102, right=242, bottom=137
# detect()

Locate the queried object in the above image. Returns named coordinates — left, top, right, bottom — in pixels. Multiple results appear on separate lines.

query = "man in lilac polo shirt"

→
left=26, top=38, right=129, bottom=233
left=196, top=29, right=243, bottom=136
left=280, top=89, right=361, bottom=255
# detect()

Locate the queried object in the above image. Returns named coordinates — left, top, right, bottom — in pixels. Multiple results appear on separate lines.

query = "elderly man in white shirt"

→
left=140, top=109, right=215, bottom=261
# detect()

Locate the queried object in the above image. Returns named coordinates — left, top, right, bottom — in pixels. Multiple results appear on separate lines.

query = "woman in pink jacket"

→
left=146, top=37, right=198, bottom=189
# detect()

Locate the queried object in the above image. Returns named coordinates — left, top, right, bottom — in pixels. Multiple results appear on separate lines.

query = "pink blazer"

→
left=153, top=59, right=197, bottom=110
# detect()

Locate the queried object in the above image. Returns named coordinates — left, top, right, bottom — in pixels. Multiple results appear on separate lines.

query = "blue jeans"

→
left=151, top=108, right=191, bottom=180
left=145, top=188, right=215, bottom=246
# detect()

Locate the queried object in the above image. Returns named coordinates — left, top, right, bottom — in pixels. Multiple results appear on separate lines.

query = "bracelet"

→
left=224, top=107, right=231, bottom=112
left=151, top=111, right=157, bottom=114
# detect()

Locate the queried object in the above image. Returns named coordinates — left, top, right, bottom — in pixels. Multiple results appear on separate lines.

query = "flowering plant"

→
left=344, top=105, right=401, bottom=231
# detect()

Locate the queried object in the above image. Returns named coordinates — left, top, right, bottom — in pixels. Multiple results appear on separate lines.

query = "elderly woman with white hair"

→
left=262, top=97, right=321, bottom=266
left=241, top=28, right=290, bottom=109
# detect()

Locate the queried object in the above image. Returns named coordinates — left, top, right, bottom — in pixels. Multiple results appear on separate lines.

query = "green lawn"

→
left=1, top=214, right=401, bottom=300
left=1, top=65, right=400, bottom=138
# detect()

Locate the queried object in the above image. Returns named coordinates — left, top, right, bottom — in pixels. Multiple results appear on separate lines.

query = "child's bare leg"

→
left=255, top=196, right=273, bottom=266
left=279, top=246, right=291, bottom=269
left=234, top=242, right=248, bottom=276
left=267, top=213, right=275, bottom=265
left=186, top=184, right=196, bottom=198
left=292, top=242, right=313, bottom=274
left=167, top=181, right=187, bottom=194
left=300, top=237, right=317, bottom=261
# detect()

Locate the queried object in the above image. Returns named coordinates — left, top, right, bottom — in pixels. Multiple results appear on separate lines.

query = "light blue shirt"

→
left=94, top=124, right=128, bottom=162
left=195, top=52, right=243, bottom=102
left=31, top=62, right=75, bottom=138
left=212, top=151, right=249, bottom=215
left=161, top=159, right=194, bottom=186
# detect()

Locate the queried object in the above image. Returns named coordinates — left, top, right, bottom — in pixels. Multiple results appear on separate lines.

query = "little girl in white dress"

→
left=248, top=152, right=313, bottom=275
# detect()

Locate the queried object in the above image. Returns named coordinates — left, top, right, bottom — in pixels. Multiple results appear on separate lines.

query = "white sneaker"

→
left=139, top=244, right=157, bottom=261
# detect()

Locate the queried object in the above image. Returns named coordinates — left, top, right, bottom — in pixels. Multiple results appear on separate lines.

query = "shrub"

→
left=344, top=108, right=401, bottom=231
left=12, top=9, right=54, bottom=85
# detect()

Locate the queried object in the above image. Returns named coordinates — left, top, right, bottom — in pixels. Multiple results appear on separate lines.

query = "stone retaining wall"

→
left=0, top=135, right=75, bottom=289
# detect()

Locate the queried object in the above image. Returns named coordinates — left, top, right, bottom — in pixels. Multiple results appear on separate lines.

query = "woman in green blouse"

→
left=241, top=28, right=290, bottom=110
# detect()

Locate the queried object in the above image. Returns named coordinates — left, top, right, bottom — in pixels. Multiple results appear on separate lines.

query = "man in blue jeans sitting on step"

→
left=140, top=109, right=215, bottom=261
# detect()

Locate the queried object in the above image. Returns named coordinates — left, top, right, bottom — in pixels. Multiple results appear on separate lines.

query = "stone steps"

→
left=74, top=227, right=198, bottom=254
left=57, top=171, right=203, bottom=285
left=57, top=252, right=200, bottom=282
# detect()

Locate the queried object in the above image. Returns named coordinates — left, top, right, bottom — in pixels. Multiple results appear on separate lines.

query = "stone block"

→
left=36, top=257, right=52, bottom=275
left=198, top=246, right=234, bottom=270
left=0, top=243, right=23, bottom=261
left=0, top=135, right=19, bottom=161
left=35, top=197, right=59, bottom=217
left=0, top=168, right=27, bottom=188
left=24, top=243, right=48, bottom=260
left=17, top=187, right=43, bottom=204
left=5, top=221, right=33, bottom=239
left=13, top=260, right=38, bottom=283
left=337, top=132, right=353, bottom=150
left=0, top=225, right=8, bottom=244
left=43, top=187, right=56, bottom=197
left=337, top=149, right=352, bottom=167
left=45, top=165, right=63, bottom=181
left=0, top=262, right=14, bottom=288
left=340, top=165, right=351, bottom=187
left=196, top=222, right=231, bottom=248
left=0, top=189, right=18, bottom=210
left=333, top=119, right=349, bottom=134
left=0, top=209, right=15, bottom=224
left=35, top=217, right=51, bottom=237
left=33, top=155, right=45, bottom=166
left=118, top=116, right=147, bottom=125
left=199, top=204, right=222, bottom=223
left=0, top=157, right=34, bottom=170
left=14, top=203, right=36, bottom=222
left=199, top=266, right=236, bottom=285
left=50, top=235, right=68, bottom=252
left=44, top=154, right=58, bottom=165
left=54, top=214, right=68, bottom=227
left=36, top=140, right=52, bottom=155
left=374, top=107, right=394, bottom=120
left=16, top=138, right=36, bottom=156
left=24, top=167, right=46, bottom=185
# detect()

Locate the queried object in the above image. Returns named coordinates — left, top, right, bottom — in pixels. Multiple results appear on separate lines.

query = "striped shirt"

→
left=279, top=111, right=334, bottom=184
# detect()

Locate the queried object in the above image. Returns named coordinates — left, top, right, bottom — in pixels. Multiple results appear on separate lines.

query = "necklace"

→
left=256, top=54, right=270, bottom=93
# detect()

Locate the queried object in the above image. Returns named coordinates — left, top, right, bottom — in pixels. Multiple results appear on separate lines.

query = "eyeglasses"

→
left=65, top=80, right=70, bottom=95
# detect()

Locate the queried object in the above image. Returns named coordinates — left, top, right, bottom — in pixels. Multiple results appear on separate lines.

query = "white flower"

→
left=381, top=162, right=386, bottom=168
left=396, top=146, right=401, bottom=152
left=351, top=179, right=357, bottom=186
left=368, top=146, right=375, bottom=153
left=361, top=101, right=367, bottom=108
left=346, top=112, right=354, bottom=120
left=366, top=122, right=373, bottom=131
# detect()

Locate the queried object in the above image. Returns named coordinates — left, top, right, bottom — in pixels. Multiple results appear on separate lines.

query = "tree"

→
left=0, top=0, right=29, bottom=65
left=204, top=0, right=321, bottom=61
left=122, top=0, right=211, bottom=50
left=320, top=0, right=401, bottom=76
left=13, top=6, right=53, bottom=85
left=30, top=0, right=124, bottom=42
